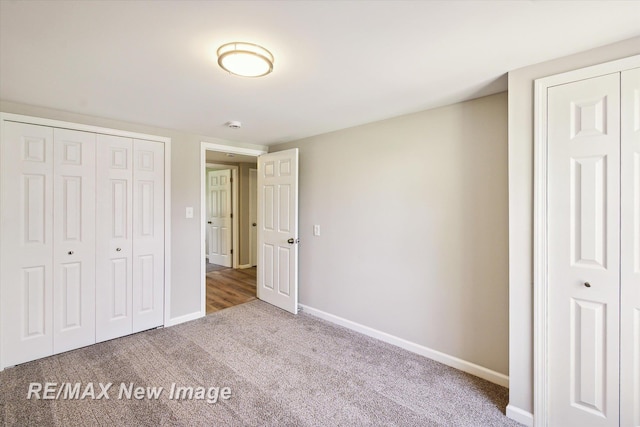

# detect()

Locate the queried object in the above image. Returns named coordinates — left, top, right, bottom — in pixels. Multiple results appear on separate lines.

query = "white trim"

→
left=532, top=54, right=640, bottom=427
left=0, top=115, right=5, bottom=371
left=299, top=304, right=509, bottom=388
left=533, top=76, right=549, bottom=427
left=200, top=142, right=266, bottom=318
left=204, top=142, right=267, bottom=157
left=0, top=112, right=172, bottom=368
left=231, top=168, right=238, bottom=268
left=0, top=112, right=171, bottom=144
left=249, top=168, right=257, bottom=267
left=506, top=404, right=534, bottom=427
left=534, top=55, right=640, bottom=89
left=162, top=138, right=172, bottom=329
left=237, top=264, right=252, bottom=269
left=163, top=310, right=203, bottom=327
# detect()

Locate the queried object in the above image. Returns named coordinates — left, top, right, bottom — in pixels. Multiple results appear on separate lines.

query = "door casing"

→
left=249, top=168, right=258, bottom=267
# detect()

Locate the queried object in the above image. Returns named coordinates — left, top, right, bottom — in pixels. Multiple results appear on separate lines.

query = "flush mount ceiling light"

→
left=217, top=42, right=274, bottom=77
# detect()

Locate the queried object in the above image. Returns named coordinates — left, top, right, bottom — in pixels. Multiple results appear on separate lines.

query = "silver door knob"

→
left=116, top=247, right=122, bottom=252
left=584, top=282, right=591, bottom=288
left=68, top=251, right=74, bottom=255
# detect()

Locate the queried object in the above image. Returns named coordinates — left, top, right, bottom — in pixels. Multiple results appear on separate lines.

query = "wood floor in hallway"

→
left=206, top=266, right=257, bottom=314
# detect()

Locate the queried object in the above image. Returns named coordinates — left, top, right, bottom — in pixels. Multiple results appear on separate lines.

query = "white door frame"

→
left=532, top=54, right=640, bottom=426
left=199, top=142, right=266, bottom=317
left=205, top=163, right=238, bottom=267
left=249, top=168, right=258, bottom=267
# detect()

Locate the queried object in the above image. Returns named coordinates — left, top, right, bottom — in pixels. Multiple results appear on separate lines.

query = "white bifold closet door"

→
left=1, top=123, right=54, bottom=366
left=1, top=123, right=96, bottom=366
left=547, top=67, right=640, bottom=426
left=132, top=139, right=165, bottom=333
left=621, top=67, right=640, bottom=427
left=95, top=135, right=164, bottom=343
left=52, top=128, right=96, bottom=354
left=548, top=72, right=621, bottom=427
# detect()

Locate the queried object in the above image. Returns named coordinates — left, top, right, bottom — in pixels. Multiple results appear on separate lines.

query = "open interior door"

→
left=257, top=149, right=299, bottom=314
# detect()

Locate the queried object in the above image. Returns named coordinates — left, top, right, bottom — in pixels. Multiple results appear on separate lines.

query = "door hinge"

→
left=230, top=213, right=233, bottom=218
left=230, top=249, right=233, bottom=254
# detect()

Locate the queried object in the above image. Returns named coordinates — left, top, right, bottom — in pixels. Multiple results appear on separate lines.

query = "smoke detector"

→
left=226, top=121, right=242, bottom=129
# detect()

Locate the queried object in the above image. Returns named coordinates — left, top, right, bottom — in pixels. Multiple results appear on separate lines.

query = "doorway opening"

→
left=200, top=143, right=266, bottom=315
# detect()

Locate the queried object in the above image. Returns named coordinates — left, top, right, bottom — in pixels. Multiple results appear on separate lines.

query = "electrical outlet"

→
left=313, top=225, right=320, bottom=236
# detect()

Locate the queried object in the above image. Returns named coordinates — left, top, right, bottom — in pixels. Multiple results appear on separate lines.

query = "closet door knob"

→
left=584, top=282, right=591, bottom=288
left=68, top=251, right=74, bottom=255
left=116, top=247, right=122, bottom=252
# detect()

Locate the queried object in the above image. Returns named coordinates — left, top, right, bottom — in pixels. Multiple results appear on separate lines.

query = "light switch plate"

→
left=313, top=225, right=320, bottom=236
left=185, top=207, right=194, bottom=219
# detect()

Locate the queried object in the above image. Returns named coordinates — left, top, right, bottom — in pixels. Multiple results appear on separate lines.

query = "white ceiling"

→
left=1, top=1, right=639, bottom=146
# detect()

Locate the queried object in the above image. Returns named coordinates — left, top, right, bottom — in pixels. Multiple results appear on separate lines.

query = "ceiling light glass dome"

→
left=217, top=42, right=274, bottom=78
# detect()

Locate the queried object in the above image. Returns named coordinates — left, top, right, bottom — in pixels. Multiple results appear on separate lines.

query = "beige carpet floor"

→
left=0, top=300, right=521, bottom=426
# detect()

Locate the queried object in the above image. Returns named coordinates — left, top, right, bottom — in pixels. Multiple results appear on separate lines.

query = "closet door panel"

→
left=96, top=134, right=133, bottom=343
left=547, top=73, right=621, bottom=427
left=52, top=129, right=96, bottom=353
left=621, top=66, right=640, bottom=427
left=132, top=140, right=164, bottom=332
left=1, top=122, right=54, bottom=366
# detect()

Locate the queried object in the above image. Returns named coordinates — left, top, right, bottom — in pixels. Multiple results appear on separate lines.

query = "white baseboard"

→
left=164, top=311, right=203, bottom=327
left=237, top=264, right=252, bottom=269
left=299, top=304, right=509, bottom=388
left=506, top=404, right=534, bottom=426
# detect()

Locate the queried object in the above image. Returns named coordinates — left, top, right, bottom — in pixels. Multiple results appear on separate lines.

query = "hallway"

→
left=206, top=266, right=257, bottom=314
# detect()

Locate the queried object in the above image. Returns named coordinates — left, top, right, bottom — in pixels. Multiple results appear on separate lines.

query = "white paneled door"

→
left=1, top=122, right=54, bottom=366
left=250, top=168, right=258, bottom=267
left=621, top=67, right=640, bottom=427
left=548, top=73, right=621, bottom=427
left=52, top=129, right=96, bottom=353
left=257, top=149, right=299, bottom=314
left=132, top=140, right=164, bottom=333
left=207, top=169, right=232, bottom=267
left=1, top=123, right=97, bottom=364
left=96, top=134, right=134, bottom=343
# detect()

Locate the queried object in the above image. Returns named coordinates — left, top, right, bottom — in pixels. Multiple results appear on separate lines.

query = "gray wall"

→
left=271, top=92, right=509, bottom=375
left=0, top=100, right=267, bottom=321
left=507, top=36, right=640, bottom=417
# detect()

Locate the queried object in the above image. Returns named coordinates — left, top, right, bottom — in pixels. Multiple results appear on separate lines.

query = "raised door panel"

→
left=52, top=129, right=96, bottom=353
left=1, top=122, right=54, bottom=366
left=621, top=67, right=640, bottom=427
left=257, top=149, right=299, bottom=314
left=132, top=140, right=164, bottom=332
left=95, top=134, right=133, bottom=343
left=547, top=73, right=620, bottom=427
